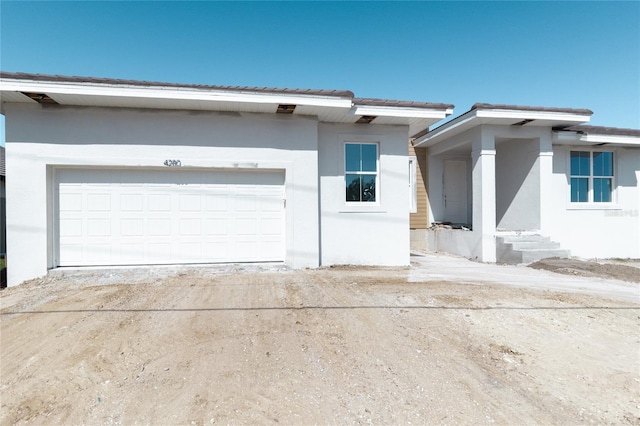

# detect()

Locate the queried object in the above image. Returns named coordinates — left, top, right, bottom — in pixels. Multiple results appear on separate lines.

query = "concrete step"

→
left=508, top=241, right=561, bottom=250
left=496, top=234, right=569, bottom=264
left=496, top=234, right=550, bottom=244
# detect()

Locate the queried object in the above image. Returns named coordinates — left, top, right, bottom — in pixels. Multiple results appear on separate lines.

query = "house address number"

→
left=164, top=159, right=182, bottom=167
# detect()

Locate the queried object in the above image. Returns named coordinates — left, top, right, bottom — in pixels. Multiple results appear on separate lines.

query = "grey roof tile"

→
left=562, top=125, right=640, bottom=137
left=354, top=97, right=454, bottom=110
left=1, top=72, right=459, bottom=115
left=472, top=103, right=593, bottom=116
left=0, top=71, right=355, bottom=98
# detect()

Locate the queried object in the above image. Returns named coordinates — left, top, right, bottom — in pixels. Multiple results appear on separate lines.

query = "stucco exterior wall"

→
left=4, top=103, right=415, bottom=286
left=318, top=123, right=410, bottom=266
left=426, top=229, right=482, bottom=259
left=495, top=138, right=541, bottom=231
left=0, top=176, right=5, bottom=255
left=4, top=104, right=322, bottom=286
left=548, top=146, right=640, bottom=258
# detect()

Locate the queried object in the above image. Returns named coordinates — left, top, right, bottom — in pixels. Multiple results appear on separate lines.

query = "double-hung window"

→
left=570, top=151, right=614, bottom=203
left=345, top=143, right=378, bottom=202
left=409, top=156, right=417, bottom=213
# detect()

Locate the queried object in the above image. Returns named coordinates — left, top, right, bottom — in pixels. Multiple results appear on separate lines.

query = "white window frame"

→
left=344, top=142, right=379, bottom=204
left=568, top=148, right=617, bottom=207
left=409, top=156, right=417, bottom=213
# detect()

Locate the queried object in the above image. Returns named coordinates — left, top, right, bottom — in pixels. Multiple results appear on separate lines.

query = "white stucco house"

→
left=1, top=72, right=638, bottom=287
left=0, top=71, right=454, bottom=287
left=412, top=103, right=640, bottom=263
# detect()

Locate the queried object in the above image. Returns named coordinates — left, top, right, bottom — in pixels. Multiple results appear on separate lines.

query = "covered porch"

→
left=413, top=104, right=592, bottom=263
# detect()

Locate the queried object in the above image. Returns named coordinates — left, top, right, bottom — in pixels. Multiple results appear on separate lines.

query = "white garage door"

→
left=56, top=168, right=285, bottom=266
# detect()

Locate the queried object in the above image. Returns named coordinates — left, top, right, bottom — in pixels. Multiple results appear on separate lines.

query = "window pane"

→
left=361, top=144, right=377, bottom=172
left=345, top=144, right=360, bottom=172
left=571, top=177, right=588, bottom=202
left=570, top=151, right=590, bottom=176
left=409, top=158, right=417, bottom=212
left=593, top=152, right=613, bottom=176
left=593, top=178, right=612, bottom=202
left=346, top=174, right=361, bottom=202
left=361, top=174, right=376, bottom=202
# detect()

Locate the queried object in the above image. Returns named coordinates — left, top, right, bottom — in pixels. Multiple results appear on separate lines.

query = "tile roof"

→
left=472, top=103, right=593, bottom=116
left=412, top=102, right=596, bottom=142
left=0, top=71, right=355, bottom=99
left=1, top=72, right=455, bottom=113
left=562, top=125, right=640, bottom=137
left=409, top=127, right=431, bottom=140
left=354, top=97, right=454, bottom=110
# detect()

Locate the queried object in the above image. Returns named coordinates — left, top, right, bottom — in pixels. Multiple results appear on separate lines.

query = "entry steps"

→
left=496, top=234, right=570, bottom=264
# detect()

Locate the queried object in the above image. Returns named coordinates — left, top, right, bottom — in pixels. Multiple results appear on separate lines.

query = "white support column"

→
left=538, top=132, right=554, bottom=236
left=471, top=127, right=496, bottom=262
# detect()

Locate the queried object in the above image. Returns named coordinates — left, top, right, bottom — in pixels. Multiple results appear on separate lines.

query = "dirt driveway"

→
left=1, top=260, right=639, bottom=425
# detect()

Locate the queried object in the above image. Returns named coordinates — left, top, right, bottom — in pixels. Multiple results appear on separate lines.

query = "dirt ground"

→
left=1, top=265, right=639, bottom=425
left=529, top=257, right=640, bottom=282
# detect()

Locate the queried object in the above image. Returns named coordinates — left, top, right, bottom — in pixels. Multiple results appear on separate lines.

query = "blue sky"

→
left=1, top=1, right=639, bottom=144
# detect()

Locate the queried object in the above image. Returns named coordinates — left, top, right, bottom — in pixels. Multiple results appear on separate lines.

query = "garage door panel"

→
left=179, top=218, right=202, bottom=235
left=149, top=194, right=171, bottom=211
left=60, top=219, right=83, bottom=237
left=120, top=219, right=144, bottom=236
left=149, top=219, right=171, bottom=236
left=87, top=219, right=111, bottom=237
left=60, top=193, right=83, bottom=211
left=235, top=195, right=256, bottom=211
left=120, top=194, right=144, bottom=211
left=236, top=218, right=257, bottom=235
left=178, top=242, right=203, bottom=260
left=206, top=218, right=229, bottom=235
left=149, top=243, right=172, bottom=261
left=233, top=239, right=258, bottom=260
left=87, top=194, right=111, bottom=211
left=206, top=194, right=228, bottom=211
left=60, top=244, right=83, bottom=263
left=179, top=194, right=201, bottom=211
left=56, top=168, right=285, bottom=267
left=120, top=243, right=145, bottom=262
left=205, top=241, right=229, bottom=260
left=86, top=244, right=111, bottom=262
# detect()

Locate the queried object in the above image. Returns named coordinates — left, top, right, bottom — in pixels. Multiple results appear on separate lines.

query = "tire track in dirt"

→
left=2, top=267, right=638, bottom=425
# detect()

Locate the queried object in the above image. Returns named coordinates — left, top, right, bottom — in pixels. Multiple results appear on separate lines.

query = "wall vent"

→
left=21, top=92, right=59, bottom=104
left=277, top=104, right=296, bottom=114
left=356, top=115, right=377, bottom=124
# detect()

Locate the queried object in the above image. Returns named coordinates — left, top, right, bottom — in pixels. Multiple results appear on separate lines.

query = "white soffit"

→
left=0, top=78, right=354, bottom=109
left=553, top=131, right=640, bottom=146
left=0, top=75, right=454, bottom=133
left=475, top=108, right=591, bottom=124
left=352, top=104, right=453, bottom=119
left=0, top=90, right=36, bottom=103
left=412, top=112, right=476, bottom=147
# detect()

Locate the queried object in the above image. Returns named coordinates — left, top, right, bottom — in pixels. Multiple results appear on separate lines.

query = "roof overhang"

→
left=413, top=104, right=592, bottom=148
left=553, top=127, right=640, bottom=147
left=0, top=72, right=454, bottom=136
